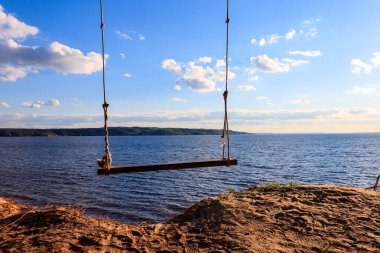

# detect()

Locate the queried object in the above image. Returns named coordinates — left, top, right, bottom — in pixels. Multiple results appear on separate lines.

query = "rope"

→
left=222, top=0, right=231, bottom=160
left=99, top=0, right=112, bottom=170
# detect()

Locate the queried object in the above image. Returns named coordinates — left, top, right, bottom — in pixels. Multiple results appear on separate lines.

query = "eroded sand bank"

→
left=1, top=185, right=379, bottom=252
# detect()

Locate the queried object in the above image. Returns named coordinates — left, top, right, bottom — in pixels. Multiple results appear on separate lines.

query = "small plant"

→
left=287, top=180, right=296, bottom=187
left=227, top=187, right=235, bottom=194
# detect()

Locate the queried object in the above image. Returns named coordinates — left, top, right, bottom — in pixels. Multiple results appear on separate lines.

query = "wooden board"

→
left=97, top=158, right=237, bottom=175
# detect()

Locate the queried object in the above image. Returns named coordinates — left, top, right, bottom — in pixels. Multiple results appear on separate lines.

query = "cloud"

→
left=249, top=75, right=259, bottom=81
left=237, top=85, right=256, bottom=92
left=302, top=18, right=322, bottom=25
left=0, top=6, right=103, bottom=82
left=46, top=99, right=61, bottom=107
left=174, top=85, right=181, bottom=91
left=0, top=40, right=103, bottom=81
left=170, top=97, right=187, bottom=103
left=345, top=86, right=376, bottom=95
left=351, top=59, right=373, bottom=74
left=198, top=56, right=212, bottom=63
left=161, top=59, right=181, bottom=75
left=22, top=99, right=61, bottom=109
left=256, top=96, right=271, bottom=104
left=305, top=28, right=318, bottom=38
left=123, top=72, right=132, bottom=78
left=22, top=101, right=45, bottom=109
left=288, top=97, right=310, bottom=104
left=138, top=33, right=145, bottom=41
left=285, top=29, right=296, bottom=40
left=116, top=30, right=145, bottom=41
left=115, top=31, right=132, bottom=41
left=215, top=59, right=226, bottom=69
left=288, top=50, right=322, bottom=57
left=250, top=54, right=309, bottom=73
left=2, top=107, right=380, bottom=133
left=180, top=62, right=216, bottom=92
left=162, top=58, right=236, bottom=93
left=1, top=102, right=10, bottom=108
left=351, top=53, right=380, bottom=74
left=0, top=5, right=39, bottom=40
left=251, top=29, right=296, bottom=46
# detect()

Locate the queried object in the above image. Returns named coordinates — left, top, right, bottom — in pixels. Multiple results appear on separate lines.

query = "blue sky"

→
left=1, top=0, right=380, bottom=133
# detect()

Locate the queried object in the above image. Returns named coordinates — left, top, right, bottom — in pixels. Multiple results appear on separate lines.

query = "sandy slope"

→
left=1, top=184, right=379, bottom=252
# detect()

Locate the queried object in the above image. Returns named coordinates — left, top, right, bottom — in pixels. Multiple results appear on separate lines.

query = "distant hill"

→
left=0, top=127, right=249, bottom=137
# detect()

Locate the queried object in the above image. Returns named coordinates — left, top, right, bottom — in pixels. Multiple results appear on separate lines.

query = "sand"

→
left=1, top=184, right=379, bottom=252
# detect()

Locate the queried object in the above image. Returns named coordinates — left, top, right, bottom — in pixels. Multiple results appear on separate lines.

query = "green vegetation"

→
left=249, top=180, right=296, bottom=192
left=226, top=187, right=235, bottom=194
left=0, top=127, right=248, bottom=137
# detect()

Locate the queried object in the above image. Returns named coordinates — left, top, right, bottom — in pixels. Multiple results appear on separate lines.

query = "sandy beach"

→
left=1, top=184, right=379, bottom=252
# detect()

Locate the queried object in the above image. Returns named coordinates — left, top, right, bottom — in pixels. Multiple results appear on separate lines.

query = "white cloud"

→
left=251, top=29, right=295, bottom=46
left=237, top=85, right=256, bottom=92
left=345, top=86, right=376, bottom=95
left=2, top=107, right=380, bottom=133
left=215, top=59, right=226, bottom=69
left=163, top=58, right=236, bottom=93
left=1, top=102, right=10, bottom=108
left=180, top=62, right=216, bottom=92
left=22, top=99, right=61, bottom=109
left=257, top=96, right=271, bottom=104
left=289, top=97, right=310, bottom=104
left=351, top=59, right=374, bottom=74
left=285, top=29, right=296, bottom=40
left=250, top=54, right=309, bottom=73
left=171, top=97, right=187, bottom=103
left=0, top=40, right=103, bottom=81
left=288, top=50, right=322, bottom=57
left=161, top=59, right=181, bottom=75
left=305, top=28, right=318, bottom=38
left=120, top=53, right=126, bottom=59
left=116, top=30, right=145, bottom=41
left=351, top=52, right=380, bottom=75
left=249, top=75, right=259, bottom=81
left=0, top=5, right=39, bottom=40
left=46, top=99, right=61, bottom=107
left=22, top=101, right=45, bottom=109
left=174, top=85, right=181, bottom=91
left=198, top=56, right=212, bottom=63
left=138, top=33, right=145, bottom=41
left=302, top=18, right=322, bottom=25
left=0, top=6, right=102, bottom=82
left=370, top=53, right=380, bottom=66
left=258, top=38, right=266, bottom=46
left=282, top=58, right=310, bottom=66
left=267, top=33, right=280, bottom=45
left=123, top=72, right=132, bottom=78
left=258, top=33, right=280, bottom=46
left=116, top=31, right=132, bottom=41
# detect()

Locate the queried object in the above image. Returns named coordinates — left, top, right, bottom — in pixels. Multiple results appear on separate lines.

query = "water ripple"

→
left=0, top=134, right=379, bottom=223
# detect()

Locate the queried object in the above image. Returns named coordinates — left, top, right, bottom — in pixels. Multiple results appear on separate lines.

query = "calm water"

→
left=0, top=134, right=379, bottom=223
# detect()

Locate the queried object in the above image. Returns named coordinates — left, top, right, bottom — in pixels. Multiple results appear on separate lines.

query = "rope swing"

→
left=97, top=0, right=112, bottom=171
left=97, top=0, right=237, bottom=174
left=221, top=0, right=231, bottom=161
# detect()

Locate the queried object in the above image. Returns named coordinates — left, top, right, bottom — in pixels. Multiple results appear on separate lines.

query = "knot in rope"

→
left=223, top=90, right=228, bottom=100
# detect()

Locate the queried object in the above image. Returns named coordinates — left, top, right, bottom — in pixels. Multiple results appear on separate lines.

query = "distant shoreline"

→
left=0, top=127, right=249, bottom=137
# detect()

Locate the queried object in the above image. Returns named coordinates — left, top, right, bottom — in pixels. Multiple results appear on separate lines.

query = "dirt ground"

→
left=1, top=184, right=379, bottom=252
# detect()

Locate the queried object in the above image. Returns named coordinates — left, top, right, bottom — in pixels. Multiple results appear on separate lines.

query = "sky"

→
left=1, top=0, right=380, bottom=133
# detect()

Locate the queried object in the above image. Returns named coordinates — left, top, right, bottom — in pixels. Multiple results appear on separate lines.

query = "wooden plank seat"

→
left=97, top=158, right=237, bottom=175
